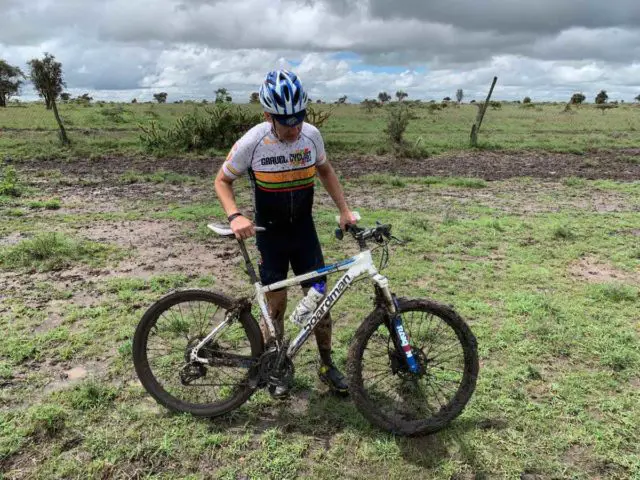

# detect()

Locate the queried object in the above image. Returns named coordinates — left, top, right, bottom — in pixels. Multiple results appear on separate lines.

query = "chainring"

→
left=254, top=349, right=295, bottom=390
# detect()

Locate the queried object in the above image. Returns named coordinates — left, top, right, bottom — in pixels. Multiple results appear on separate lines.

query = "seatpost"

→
left=236, top=238, right=259, bottom=284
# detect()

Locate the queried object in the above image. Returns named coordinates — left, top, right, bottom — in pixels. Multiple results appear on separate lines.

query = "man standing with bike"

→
left=214, top=70, right=358, bottom=398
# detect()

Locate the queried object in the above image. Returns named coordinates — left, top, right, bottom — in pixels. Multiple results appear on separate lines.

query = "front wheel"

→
left=347, top=298, right=479, bottom=436
left=132, top=289, right=264, bottom=417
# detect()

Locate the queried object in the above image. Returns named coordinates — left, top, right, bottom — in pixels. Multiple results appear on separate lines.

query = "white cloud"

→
left=2, top=0, right=640, bottom=102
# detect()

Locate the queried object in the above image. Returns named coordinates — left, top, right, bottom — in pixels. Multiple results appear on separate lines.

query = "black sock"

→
left=319, top=348, right=332, bottom=366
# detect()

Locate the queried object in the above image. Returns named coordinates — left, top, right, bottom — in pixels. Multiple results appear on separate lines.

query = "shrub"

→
left=139, top=104, right=262, bottom=152
left=304, top=104, right=333, bottom=128
left=361, top=99, right=380, bottom=113
left=384, top=104, right=410, bottom=144
left=97, top=105, right=130, bottom=123
left=0, top=166, right=22, bottom=197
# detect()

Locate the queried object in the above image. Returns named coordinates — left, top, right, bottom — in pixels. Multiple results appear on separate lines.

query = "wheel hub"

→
left=180, top=363, right=207, bottom=385
left=180, top=337, right=208, bottom=385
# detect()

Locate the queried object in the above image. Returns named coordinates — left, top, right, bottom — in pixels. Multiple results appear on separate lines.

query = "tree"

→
left=570, top=93, right=586, bottom=104
left=395, top=90, right=408, bottom=101
left=215, top=88, right=232, bottom=103
left=28, top=53, right=65, bottom=111
left=131, top=98, right=138, bottom=104
left=595, top=90, right=608, bottom=104
left=635, top=94, right=640, bottom=103
left=153, top=92, right=168, bottom=104
left=361, top=98, right=380, bottom=113
left=249, top=92, right=260, bottom=103
left=335, top=95, right=347, bottom=104
left=0, top=60, right=25, bottom=107
left=75, top=93, right=93, bottom=105
left=523, top=96, right=532, bottom=104
left=443, top=96, right=451, bottom=102
left=28, top=53, right=69, bottom=145
left=456, top=89, right=464, bottom=103
left=378, top=91, right=391, bottom=103
left=60, top=92, right=71, bottom=102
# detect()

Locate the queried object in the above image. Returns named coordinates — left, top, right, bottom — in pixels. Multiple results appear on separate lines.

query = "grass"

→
left=0, top=148, right=639, bottom=477
left=27, top=198, right=62, bottom=209
left=1, top=102, right=640, bottom=159
left=0, top=232, right=119, bottom=271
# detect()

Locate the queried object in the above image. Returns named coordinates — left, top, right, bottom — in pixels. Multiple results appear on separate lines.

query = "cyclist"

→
left=214, top=70, right=358, bottom=398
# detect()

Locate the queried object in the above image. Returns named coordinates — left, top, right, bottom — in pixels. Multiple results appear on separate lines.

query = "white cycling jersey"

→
left=222, top=122, right=326, bottom=192
left=222, top=122, right=328, bottom=224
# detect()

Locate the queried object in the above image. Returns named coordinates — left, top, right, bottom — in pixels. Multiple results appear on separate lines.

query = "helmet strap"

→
left=270, top=118, right=282, bottom=142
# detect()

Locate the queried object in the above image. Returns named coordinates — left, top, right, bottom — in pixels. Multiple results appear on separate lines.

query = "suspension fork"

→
left=374, top=279, right=420, bottom=374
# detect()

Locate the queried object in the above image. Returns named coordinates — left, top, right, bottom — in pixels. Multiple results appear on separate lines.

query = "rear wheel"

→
left=133, top=289, right=264, bottom=417
left=347, top=298, right=478, bottom=436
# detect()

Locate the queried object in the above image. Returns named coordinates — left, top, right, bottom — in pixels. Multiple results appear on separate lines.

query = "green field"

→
left=0, top=101, right=639, bottom=479
left=2, top=101, right=640, bottom=160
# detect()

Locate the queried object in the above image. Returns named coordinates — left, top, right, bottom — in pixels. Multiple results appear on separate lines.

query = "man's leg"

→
left=302, top=286, right=333, bottom=365
left=255, top=228, right=290, bottom=344
left=292, top=219, right=348, bottom=396
left=261, top=289, right=287, bottom=346
left=255, top=226, right=294, bottom=398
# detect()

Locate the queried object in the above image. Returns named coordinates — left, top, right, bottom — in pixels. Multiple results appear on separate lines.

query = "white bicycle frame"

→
left=191, top=221, right=397, bottom=364
left=256, top=249, right=396, bottom=358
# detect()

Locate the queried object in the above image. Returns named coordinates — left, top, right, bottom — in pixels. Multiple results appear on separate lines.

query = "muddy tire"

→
left=347, top=298, right=479, bottom=436
left=133, top=289, right=263, bottom=417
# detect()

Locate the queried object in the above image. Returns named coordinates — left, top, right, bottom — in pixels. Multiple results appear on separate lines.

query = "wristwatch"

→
left=227, top=212, right=243, bottom=223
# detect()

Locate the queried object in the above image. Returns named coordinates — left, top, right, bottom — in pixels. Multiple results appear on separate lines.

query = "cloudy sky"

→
left=2, top=0, right=640, bottom=103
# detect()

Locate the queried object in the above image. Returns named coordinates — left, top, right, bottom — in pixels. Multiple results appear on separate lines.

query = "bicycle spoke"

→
left=141, top=296, right=257, bottom=408
left=354, top=301, right=478, bottom=430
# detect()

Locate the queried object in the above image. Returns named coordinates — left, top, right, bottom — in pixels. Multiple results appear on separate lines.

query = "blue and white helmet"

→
left=259, top=70, right=308, bottom=115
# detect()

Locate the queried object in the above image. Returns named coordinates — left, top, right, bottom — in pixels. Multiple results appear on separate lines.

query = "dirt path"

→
left=12, top=149, right=640, bottom=181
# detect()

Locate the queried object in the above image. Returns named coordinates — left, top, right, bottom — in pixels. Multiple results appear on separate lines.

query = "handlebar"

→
left=335, top=222, right=393, bottom=250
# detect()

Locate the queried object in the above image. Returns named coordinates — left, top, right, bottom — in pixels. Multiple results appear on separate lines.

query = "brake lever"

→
left=390, top=235, right=407, bottom=245
left=335, top=223, right=361, bottom=241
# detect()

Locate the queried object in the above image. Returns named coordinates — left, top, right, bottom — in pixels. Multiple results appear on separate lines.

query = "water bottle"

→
left=289, top=282, right=326, bottom=326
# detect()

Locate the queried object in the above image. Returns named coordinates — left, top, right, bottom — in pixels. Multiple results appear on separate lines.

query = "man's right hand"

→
left=230, top=215, right=255, bottom=240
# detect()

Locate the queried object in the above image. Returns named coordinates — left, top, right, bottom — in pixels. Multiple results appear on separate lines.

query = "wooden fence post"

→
left=470, top=76, right=498, bottom=147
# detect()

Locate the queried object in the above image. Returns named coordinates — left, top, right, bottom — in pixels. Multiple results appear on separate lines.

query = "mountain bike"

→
left=132, top=216, right=479, bottom=436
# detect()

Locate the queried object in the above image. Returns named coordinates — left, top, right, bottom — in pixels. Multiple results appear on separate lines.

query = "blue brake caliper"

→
left=392, top=299, right=420, bottom=374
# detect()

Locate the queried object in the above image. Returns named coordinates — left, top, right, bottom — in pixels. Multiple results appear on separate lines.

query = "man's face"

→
left=265, top=113, right=303, bottom=142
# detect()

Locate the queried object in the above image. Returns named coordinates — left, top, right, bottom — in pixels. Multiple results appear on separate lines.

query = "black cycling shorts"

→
left=255, top=217, right=326, bottom=289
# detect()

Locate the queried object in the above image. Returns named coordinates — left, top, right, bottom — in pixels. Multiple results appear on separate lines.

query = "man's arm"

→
left=214, top=167, right=255, bottom=239
left=316, top=161, right=357, bottom=229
